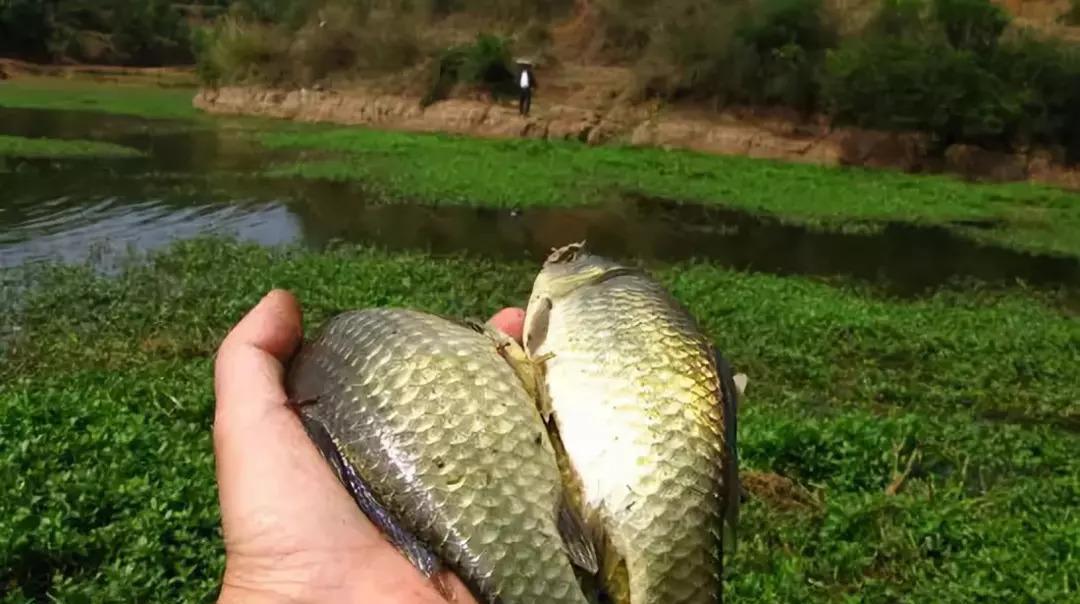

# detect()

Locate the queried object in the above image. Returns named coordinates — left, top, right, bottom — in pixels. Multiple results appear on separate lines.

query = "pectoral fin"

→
left=733, top=373, right=748, bottom=397
left=713, top=347, right=741, bottom=555
left=523, top=294, right=552, bottom=357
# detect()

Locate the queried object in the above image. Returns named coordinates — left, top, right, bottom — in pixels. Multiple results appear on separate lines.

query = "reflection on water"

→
left=2, top=106, right=1078, bottom=297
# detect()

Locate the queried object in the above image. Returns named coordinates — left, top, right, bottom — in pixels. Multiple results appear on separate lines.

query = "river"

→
left=2, top=106, right=1078, bottom=297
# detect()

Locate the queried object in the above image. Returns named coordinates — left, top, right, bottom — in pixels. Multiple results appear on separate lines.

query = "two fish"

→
left=286, top=243, right=741, bottom=604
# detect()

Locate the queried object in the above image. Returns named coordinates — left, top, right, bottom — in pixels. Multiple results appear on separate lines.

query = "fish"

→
left=285, top=308, right=597, bottom=604
left=522, top=243, right=740, bottom=604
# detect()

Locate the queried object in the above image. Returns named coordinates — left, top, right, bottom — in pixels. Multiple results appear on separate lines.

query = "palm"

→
left=213, top=290, right=477, bottom=604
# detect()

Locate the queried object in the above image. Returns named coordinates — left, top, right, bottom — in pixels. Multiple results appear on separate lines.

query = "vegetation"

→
left=6, top=0, right=1079, bottom=162
left=183, top=0, right=1080, bottom=162
left=1062, top=0, right=1080, bottom=26
left=1, top=238, right=1077, bottom=601
left=0, top=77, right=200, bottom=120
left=0, top=135, right=145, bottom=159
left=627, top=0, right=837, bottom=112
left=0, top=0, right=223, bottom=64
left=824, top=0, right=1080, bottom=158
left=422, top=33, right=517, bottom=106
left=195, top=2, right=422, bottom=86
left=260, top=126, right=1080, bottom=257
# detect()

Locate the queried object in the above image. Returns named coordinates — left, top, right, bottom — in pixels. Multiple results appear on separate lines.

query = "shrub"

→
left=824, top=0, right=1080, bottom=157
left=0, top=0, right=194, bottom=64
left=422, top=33, right=515, bottom=106
left=823, top=36, right=1020, bottom=147
left=989, top=33, right=1080, bottom=159
left=631, top=0, right=837, bottom=111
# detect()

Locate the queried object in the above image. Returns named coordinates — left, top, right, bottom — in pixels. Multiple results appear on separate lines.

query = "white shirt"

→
left=520, top=70, right=530, bottom=89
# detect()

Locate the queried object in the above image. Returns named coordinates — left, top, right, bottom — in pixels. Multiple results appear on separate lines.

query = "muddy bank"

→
left=194, top=85, right=1080, bottom=189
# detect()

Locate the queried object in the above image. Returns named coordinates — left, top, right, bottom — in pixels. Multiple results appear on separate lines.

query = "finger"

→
left=488, top=307, right=525, bottom=344
left=214, top=289, right=302, bottom=430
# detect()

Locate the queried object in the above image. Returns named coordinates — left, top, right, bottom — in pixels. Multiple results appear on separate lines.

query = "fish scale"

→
left=287, top=308, right=592, bottom=604
left=526, top=245, right=738, bottom=604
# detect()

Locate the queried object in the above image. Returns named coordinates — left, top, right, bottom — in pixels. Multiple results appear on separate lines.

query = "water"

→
left=2, top=107, right=1078, bottom=296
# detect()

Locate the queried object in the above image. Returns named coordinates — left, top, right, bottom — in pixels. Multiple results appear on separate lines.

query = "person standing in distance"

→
left=518, top=61, right=537, bottom=117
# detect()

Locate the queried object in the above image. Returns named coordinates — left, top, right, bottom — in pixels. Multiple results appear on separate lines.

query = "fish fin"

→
left=713, top=347, right=741, bottom=556
left=733, top=373, right=748, bottom=397
left=556, top=492, right=599, bottom=574
left=523, top=295, right=552, bottom=357
left=295, top=412, right=451, bottom=599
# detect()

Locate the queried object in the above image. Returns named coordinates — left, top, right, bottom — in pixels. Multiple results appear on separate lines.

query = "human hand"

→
left=213, top=290, right=527, bottom=604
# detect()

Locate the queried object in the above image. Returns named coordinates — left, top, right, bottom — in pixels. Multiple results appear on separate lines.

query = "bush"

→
left=0, top=0, right=195, bottom=65
left=0, top=0, right=55, bottom=60
left=989, top=33, right=1080, bottom=159
left=824, top=0, right=1080, bottom=157
left=631, top=0, right=837, bottom=111
left=823, top=37, right=1020, bottom=147
left=422, top=33, right=515, bottom=106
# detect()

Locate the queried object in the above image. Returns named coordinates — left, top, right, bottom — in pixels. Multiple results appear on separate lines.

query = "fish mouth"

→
left=544, top=241, right=588, bottom=265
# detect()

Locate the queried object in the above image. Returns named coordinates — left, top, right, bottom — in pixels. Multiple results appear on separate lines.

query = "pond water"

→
left=2, top=106, right=1078, bottom=297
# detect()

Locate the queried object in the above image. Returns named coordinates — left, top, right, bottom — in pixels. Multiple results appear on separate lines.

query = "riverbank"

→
left=195, top=84, right=1080, bottom=191
left=2, top=238, right=1077, bottom=602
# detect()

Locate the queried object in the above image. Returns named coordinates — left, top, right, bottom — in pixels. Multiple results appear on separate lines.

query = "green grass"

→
left=260, top=128, right=1080, bottom=258
left=0, top=135, right=145, bottom=159
left=2, top=239, right=1077, bottom=602
left=0, top=77, right=200, bottom=120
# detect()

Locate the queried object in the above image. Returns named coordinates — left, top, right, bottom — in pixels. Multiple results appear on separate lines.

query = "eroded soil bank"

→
left=195, top=85, right=1080, bottom=189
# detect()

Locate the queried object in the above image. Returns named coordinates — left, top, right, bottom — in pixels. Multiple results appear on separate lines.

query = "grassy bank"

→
left=262, top=128, right=1080, bottom=258
left=0, top=77, right=199, bottom=120
left=0, top=135, right=144, bottom=159
left=2, top=239, right=1077, bottom=601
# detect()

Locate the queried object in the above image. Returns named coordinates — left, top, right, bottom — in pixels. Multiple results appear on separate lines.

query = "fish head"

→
left=531, top=242, right=625, bottom=301
left=524, top=242, right=628, bottom=355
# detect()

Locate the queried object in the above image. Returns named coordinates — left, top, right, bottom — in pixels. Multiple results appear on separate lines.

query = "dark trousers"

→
left=519, top=87, right=532, bottom=116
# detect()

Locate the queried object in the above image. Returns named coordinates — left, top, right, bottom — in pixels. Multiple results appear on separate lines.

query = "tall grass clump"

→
left=196, top=0, right=422, bottom=86
left=288, top=1, right=421, bottom=85
left=195, top=16, right=292, bottom=85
